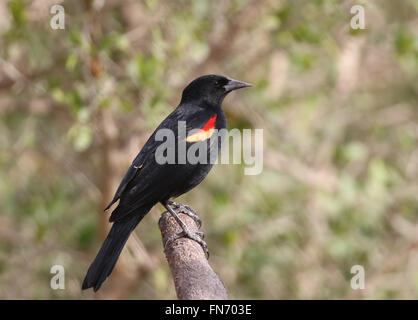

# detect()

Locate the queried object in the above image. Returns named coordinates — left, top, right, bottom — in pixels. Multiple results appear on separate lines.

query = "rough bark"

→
left=158, top=211, right=228, bottom=300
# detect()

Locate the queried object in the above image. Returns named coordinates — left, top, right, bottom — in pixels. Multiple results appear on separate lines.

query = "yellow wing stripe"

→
left=185, top=128, right=215, bottom=142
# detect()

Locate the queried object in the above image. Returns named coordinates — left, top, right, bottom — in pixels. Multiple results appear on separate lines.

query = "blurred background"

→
left=0, top=0, right=417, bottom=299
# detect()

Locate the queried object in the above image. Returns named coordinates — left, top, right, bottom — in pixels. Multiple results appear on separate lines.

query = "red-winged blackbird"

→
left=82, top=74, right=251, bottom=291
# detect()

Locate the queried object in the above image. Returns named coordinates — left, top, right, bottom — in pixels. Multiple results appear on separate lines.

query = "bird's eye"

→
left=214, top=80, right=220, bottom=86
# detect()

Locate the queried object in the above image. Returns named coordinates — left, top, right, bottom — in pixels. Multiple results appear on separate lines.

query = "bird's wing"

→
left=103, top=149, right=147, bottom=211
left=104, top=107, right=186, bottom=211
left=105, top=106, right=212, bottom=216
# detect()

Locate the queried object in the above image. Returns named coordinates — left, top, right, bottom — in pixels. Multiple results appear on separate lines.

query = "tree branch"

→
left=158, top=211, right=228, bottom=300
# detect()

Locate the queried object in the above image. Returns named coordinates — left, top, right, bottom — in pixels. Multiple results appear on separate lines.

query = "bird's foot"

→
left=163, top=200, right=209, bottom=258
left=164, top=227, right=209, bottom=258
left=167, top=200, right=202, bottom=229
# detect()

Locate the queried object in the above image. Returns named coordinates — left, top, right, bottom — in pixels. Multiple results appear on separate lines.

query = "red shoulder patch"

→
left=201, top=114, right=217, bottom=132
left=186, top=114, right=217, bottom=142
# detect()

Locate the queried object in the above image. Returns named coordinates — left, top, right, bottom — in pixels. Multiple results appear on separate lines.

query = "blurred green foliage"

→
left=0, top=0, right=417, bottom=299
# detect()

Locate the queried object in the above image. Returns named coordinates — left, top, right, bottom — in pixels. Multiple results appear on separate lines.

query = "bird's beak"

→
left=224, top=78, right=252, bottom=93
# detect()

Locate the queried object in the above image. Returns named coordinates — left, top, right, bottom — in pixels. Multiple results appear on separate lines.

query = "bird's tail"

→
left=82, top=208, right=150, bottom=292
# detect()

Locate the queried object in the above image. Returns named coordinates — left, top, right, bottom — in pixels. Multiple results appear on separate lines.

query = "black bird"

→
left=82, top=74, right=251, bottom=291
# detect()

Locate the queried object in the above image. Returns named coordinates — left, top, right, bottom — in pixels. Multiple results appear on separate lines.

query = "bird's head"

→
left=180, top=74, right=252, bottom=107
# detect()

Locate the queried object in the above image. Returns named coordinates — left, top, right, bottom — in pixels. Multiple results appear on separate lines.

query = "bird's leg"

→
left=163, top=201, right=209, bottom=258
left=167, top=200, right=202, bottom=228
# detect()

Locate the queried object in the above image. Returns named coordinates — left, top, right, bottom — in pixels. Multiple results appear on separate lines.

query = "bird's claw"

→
left=167, top=200, right=202, bottom=229
left=164, top=229, right=209, bottom=259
